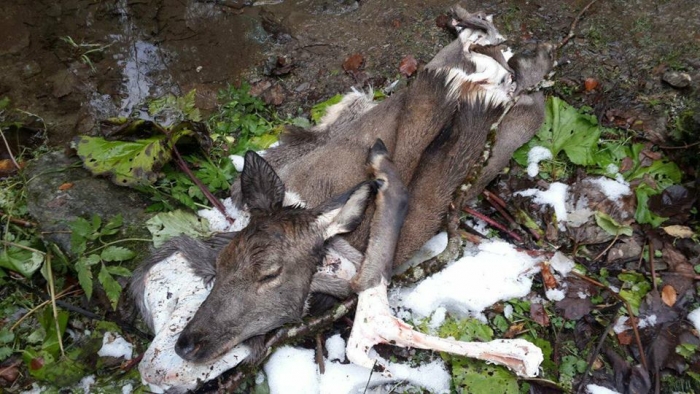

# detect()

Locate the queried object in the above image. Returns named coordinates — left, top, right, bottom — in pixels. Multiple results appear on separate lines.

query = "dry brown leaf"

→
left=540, top=263, right=558, bottom=290
left=342, top=53, right=364, bottom=73
left=530, top=302, right=550, bottom=326
left=661, top=285, right=677, bottom=307
left=399, top=55, right=418, bottom=77
left=503, top=322, right=525, bottom=338
left=58, top=182, right=74, bottom=191
left=662, top=225, right=695, bottom=239
left=584, top=77, right=599, bottom=91
left=617, top=330, right=633, bottom=345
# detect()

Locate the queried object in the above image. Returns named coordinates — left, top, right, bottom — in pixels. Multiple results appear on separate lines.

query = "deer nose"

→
left=175, top=333, right=202, bottom=361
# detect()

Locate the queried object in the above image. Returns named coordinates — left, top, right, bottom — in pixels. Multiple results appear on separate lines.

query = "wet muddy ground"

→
left=1, top=0, right=698, bottom=148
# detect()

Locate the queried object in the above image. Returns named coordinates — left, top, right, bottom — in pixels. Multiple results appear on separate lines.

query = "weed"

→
left=60, top=36, right=112, bottom=72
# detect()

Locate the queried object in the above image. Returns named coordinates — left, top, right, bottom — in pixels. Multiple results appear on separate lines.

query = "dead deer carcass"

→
left=131, top=6, right=554, bottom=387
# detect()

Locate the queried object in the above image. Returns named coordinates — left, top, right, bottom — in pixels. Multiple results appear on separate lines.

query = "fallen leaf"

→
left=30, top=357, right=44, bottom=370
left=662, top=225, right=695, bottom=238
left=555, top=297, right=593, bottom=320
left=58, top=182, right=74, bottom=191
left=540, top=263, right=558, bottom=289
left=0, top=365, right=17, bottom=383
left=503, top=322, right=525, bottom=339
left=342, top=53, right=364, bottom=73
left=399, top=55, right=418, bottom=77
left=617, top=330, right=633, bottom=345
left=530, top=302, right=550, bottom=326
left=584, top=77, right=599, bottom=91
left=435, top=14, right=450, bottom=28
left=619, top=156, right=634, bottom=173
left=661, top=285, right=677, bottom=307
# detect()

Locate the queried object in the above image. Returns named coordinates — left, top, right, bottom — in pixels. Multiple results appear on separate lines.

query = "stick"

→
left=0, top=211, right=37, bottom=227
left=575, top=303, right=622, bottom=394
left=316, top=333, right=326, bottom=375
left=557, top=0, right=600, bottom=50
left=463, top=206, right=523, bottom=243
left=0, top=128, right=20, bottom=170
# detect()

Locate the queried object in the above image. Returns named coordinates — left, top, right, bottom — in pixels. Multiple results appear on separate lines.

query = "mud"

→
left=0, top=0, right=698, bottom=147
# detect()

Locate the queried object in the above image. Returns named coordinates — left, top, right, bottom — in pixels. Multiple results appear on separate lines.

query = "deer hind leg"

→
left=345, top=139, right=543, bottom=378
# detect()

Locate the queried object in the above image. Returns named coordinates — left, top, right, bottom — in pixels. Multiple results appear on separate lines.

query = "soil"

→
left=1, top=0, right=698, bottom=149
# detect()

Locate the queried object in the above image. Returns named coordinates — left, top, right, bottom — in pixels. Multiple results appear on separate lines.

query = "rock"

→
left=662, top=70, right=691, bottom=88
left=295, top=82, right=310, bottom=92
left=25, top=152, right=152, bottom=258
left=22, top=61, right=42, bottom=79
left=261, top=84, right=285, bottom=106
left=606, top=237, right=643, bottom=262
left=49, top=69, right=78, bottom=98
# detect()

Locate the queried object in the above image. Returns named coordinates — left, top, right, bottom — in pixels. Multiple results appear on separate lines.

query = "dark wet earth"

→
left=1, top=0, right=698, bottom=148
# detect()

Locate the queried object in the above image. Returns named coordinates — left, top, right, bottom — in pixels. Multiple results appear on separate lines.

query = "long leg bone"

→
left=345, top=142, right=543, bottom=378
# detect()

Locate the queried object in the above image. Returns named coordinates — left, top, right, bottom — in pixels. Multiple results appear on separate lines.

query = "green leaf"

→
left=76, top=255, right=99, bottom=300
left=146, top=209, right=211, bottom=248
left=100, top=246, right=135, bottom=262
left=73, top=135, right=174, bottom=186
left=106, top=266, right=132, bottom=277
left=451, top=357, right=519, bottom=393
left=68, top=217, right=92, bottom=255
left=0, top=96, right=10, bottom=110
left=536, top=97, right=601, bottom=165
left=618, top=272, right=651, bottom=315
left=40, top=307, right=69, bottom=357
left=0, top=346, right=11, bottom=361
left=101, top=214, right=123, bottom=235
left=310, top=94, right=344, bottom=124
left=0, top=245, right=43, bottom=277
left=0, top=328, right=14, bottom=344
left=594, top=211, right=633, bottom=236
left=634, top=183, right=668, bottom=227
left=98, top=264, right=122, bottom=310
left=438, top=317, right=493, bottom=342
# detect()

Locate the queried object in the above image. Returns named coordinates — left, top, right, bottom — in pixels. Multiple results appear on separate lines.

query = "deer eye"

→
left=258, top=267, right=282, bottom=283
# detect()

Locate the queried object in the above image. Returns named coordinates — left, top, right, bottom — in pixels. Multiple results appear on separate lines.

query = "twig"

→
left=648, top=239, right=657, bottom=292
left=482, top=191, right=517, bottom=228
left=0, top=211, right=37, bottom=227
left=171, top=144, right=234, bottom=224
left=316, top=333, right=326, bottom=374
left=10, top=286, right=79, bottom=331
left=45, top=254, right=65, bottom=357
left=483, top=189, right=507, bottom=209
left=658, top=141, right=700, bottom=150
left=594, top=234, right=619, bottom=262
left=575, top=303, right=623, bottom=394
left=462, top=206, right=523, bottom=243
left=571, top=272, right=648, bottom=369
left=0, top=240, right=45, bottom=255
left=0, top=128, right=21, bottom=170
left=557, top=0, right=600, bottom=50
left=362, top=360, right=378, bottom=393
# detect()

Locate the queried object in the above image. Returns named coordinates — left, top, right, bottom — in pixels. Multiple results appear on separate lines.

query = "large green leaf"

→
left=538, top=97, right=601, bottom=165
left=73, top=135, right=173, bottom=186
left=0, top=245, right=43, bottom=277
left=146, top=209, right=211, bottom=247
left=98, top=264, right=122, bottom=310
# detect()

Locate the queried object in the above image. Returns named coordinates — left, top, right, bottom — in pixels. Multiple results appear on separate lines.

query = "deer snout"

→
left=175, top=332, right=203, bottom=361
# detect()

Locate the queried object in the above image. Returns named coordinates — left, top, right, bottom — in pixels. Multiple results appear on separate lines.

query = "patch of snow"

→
left=609, top=286, right=620, bottom=293
left=577, top=291, right=589, bottom=299
left=589, top=177, right=631, bottom=202
left=264, top=346, right=451, bottom=394
left=613, top=316, right=629, bottom=334
left=504, top=304, right=513, bottom=320
left=516, top=182, right=569, bottom=222
left=229, top=154, right=245, bottom=172
left=122, top=383, right=133, bottom=394
left=688, top=307, right=700, bottom=332
left=79, top=375, right=96, bottom=394
left=98, top=332, right=133, bottom=360
left=326, top=334, right=346, bottom=362
left=255, top=372, right=266, bottom=385
left=639, top=314, right=657, bottom=329
left=526, top=146, right=553, bottom=177
left=197, top=197, right=251, bottom=232
left=399, top=240, right=542, bottom=319
left=566, top=195, right=593, bottom=228
left=465, top=218, right=489, bottom=236
left=586, top=384, right=621, bottom=394
left=606, top=163, right=619, bottom=175
left=550, top=252, right=575, bottom=276
left=429, top=306, right=448, bottom=330
left=264, top=347, right=319, bottom=394
left=545, top=289, right=566, bottom=301
left=20, top=383, right=45, bottom=394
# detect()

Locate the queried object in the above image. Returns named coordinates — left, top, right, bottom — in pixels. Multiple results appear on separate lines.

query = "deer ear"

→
left=241, top=151, right=285, bottom=213
left=313, top=181, right=375, bottom=239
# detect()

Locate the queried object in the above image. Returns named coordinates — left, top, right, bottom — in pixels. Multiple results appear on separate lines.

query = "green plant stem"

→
left=0, top=240, right=45, bottom=255
left=84, top=238, right=151, bottom=256
left=45, top=253, right=65, bottom=357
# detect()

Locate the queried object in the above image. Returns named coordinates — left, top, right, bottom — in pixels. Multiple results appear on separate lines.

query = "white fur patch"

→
left=283, top=191, right=306, bottom=208
left=317, top=89, right=376, bottom=129
left=444, top=53, right=514, bottom=105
